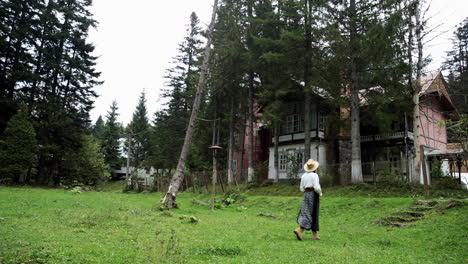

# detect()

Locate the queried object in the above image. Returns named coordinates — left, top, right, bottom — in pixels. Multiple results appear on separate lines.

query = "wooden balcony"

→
left=278, top=130, right=325, bottom=143
left=360, top=131, right=414, bottom=142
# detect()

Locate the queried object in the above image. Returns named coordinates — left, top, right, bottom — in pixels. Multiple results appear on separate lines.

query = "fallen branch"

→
left=192, top=200, right=210, bottom=207
left=258, top=213, right=280, bottom=218
left=437, top=200, right=463, bottom=212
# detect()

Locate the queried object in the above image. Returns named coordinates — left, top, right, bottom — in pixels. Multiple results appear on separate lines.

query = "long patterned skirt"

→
left=297, top=191, right=320, bottom=231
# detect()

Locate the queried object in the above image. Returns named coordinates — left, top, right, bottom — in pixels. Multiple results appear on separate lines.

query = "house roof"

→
left=426, top=148, right=466, bottom=157
left=420, top=72, right=445, bottom=95
left=419, top=71, right=459, bottom=117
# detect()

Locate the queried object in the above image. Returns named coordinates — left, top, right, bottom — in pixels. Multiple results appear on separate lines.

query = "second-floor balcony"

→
left=278, top=130, right=325, bottom=143
left=360, top=131, right=414, bottom=142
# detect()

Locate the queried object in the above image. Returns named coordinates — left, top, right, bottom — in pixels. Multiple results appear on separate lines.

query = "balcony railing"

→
left=278, top=130, right=325, bottom=143
left=360, top=131, right=414, bottom=142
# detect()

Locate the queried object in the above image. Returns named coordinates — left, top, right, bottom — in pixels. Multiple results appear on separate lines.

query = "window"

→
left=232, top=160, right=238, bottom=172
left=295, top=151, right=304, bottom=166
left=286, top=114, right=304, bottom=133
left=283, top=102, right=305, bottom=134
left=279, top=150, right=303, bottom=172
left=279, top=153, right=287, bottom=171
left=233, top=131, right=239, bottom=145
left=319, top=112, right=326, bottom=130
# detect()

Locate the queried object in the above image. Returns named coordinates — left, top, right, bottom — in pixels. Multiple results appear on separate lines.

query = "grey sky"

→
left=89, top=0, right=213, bottom=125
left=88, top=0, right=467, bottom=125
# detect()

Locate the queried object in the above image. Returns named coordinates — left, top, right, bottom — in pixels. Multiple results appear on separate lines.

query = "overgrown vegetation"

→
left=0, top=186, right=466, bottom=263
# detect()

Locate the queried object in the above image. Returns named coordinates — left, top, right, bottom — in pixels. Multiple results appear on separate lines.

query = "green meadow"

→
left=0, top=185, right=467, bottom=264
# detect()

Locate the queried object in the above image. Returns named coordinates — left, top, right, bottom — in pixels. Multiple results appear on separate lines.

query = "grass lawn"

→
left=0, top=185, right=467, bottom=264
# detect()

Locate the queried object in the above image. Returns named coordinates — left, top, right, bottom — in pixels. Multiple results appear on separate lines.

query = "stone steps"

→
left=375, top=199, right=465, bottom=228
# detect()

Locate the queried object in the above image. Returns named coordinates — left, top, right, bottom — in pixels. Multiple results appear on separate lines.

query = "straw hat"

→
left=303, top=159, right=319, bottom=172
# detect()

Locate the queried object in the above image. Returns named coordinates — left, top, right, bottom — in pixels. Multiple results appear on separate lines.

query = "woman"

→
left=294, top=159, right=322, bottom=241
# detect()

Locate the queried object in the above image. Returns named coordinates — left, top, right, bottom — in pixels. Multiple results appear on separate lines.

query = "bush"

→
left=60, top=134, right=109, bottom=186
left=286, top=154, right=301, bottom=185
left=260, top=180, right=274, bottom=187
left=377, top=169, right=409, bottom=189
left=253, top=161, right=268, bottom=185
left=222, top=190, right=244, bottom=206
left=430, top=158, right=445, bottom=179
left=434, top=176, right=462, bottom=190
left=317, top=168, right=333, bottom=187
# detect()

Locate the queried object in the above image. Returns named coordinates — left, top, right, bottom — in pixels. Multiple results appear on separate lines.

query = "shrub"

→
left=430, top=158, right=444, bottom=179
left=286, top=154, right=301, bottom=185
left=377, top=168, right=408, bottom=189
left=221, top=190, right=244, bottom=206
left=70, top=188, right=82, bottom=194
left=434, top=176, right=462, bottom=190
left=317, top=168, right=333, bottom=187
left=162, top=211, right=174, bottom=217
left=253, top=161, right=268, bottom=185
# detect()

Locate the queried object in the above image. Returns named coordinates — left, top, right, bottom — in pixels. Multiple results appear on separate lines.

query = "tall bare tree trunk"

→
left=210, top=103, right=218, bottom=210
left=125, top=130, right=132, bottom=186
left=247, top=0, right=255, bottom=182
left=412, top=3, right=423, bottom=183
left=303, top=0, right=313, bottom=161
left=227, top=98, right=234, bottom=184
left=247, top=75, right=255, bottom=182
left=349, top=0, right=363, bottom=183
left=211, top=96, right=218, bottom=176
left=406, top=2, right=414, bottom=182
left=161, top=0, right=219, bottom=208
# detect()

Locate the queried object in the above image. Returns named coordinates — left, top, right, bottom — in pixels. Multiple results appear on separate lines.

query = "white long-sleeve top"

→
left=300, top=172, right=322, bottom=196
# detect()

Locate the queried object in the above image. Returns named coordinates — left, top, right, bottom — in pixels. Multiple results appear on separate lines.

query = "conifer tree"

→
left=61, top=134, right=109, bottom=186
left=128, top=91, right=151, bottom=169
left=325, top=0, right=409, bottom=183
left=102, top=101, right=122, bottom=175
left=163, top=12, right=203, bottom=113
left=0, top=107, right=37, bottom=184
left=93, top=115, right=105, bottom=141
left=211, top=0, right=248, bottom=183
left=0, top=0, right=101, bottom=185
left=444, top=18, right=468, bottom=114
left=149, top=13, right=204, bottom=171
left=161, top=0, right=219, bottom=208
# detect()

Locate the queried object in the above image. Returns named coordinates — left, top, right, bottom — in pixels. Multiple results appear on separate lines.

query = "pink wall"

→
left=231, top=114, right=266, bottom=180
left=419, top=96, right=448, bottom=150
left=233, top=125, right=264, bottom=162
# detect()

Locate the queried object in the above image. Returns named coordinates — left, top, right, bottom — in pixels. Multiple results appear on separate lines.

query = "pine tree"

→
left=128, top=91, right=151, bottom=169
left=61, top=134, right=109, bottom=186
left=93, top=115, right=105, bottom=141
left=444, top=18, right=468, bottom=114
left=211, top=0, right=248, bottom=184
left=0, top=0, right=101, bottom=185
left=324, top=0, right=410, bottom=183
left=102, top=101, right=122, bottom=175
left=0, top=106, right=37, bottom=184
left=163, top=12, right=203, bottom=113
left=161, top=0, right=219, bottom=208
left=148, top=13, right=204, bottom=171
left=0, top=0, right=41, bottom=98
left=252, top=0, right=293, bottom=182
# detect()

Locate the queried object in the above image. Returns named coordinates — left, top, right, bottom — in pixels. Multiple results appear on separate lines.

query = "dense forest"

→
left=0, top=0, right=466, bottom=187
